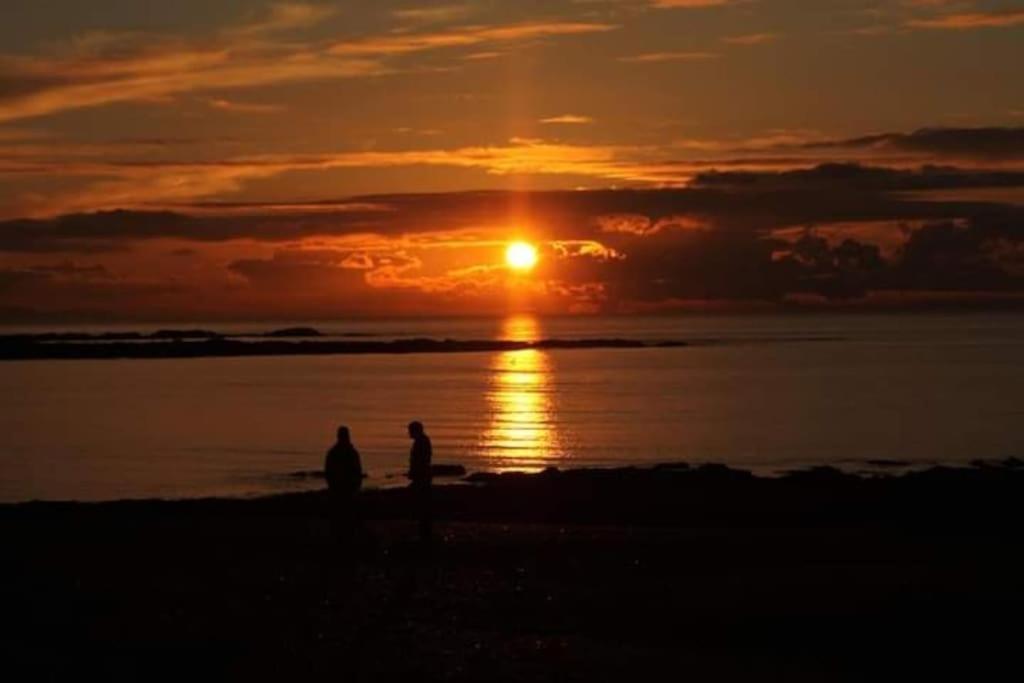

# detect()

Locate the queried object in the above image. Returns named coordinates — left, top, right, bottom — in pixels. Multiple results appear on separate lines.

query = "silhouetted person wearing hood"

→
left=325, top=425, right=363, bottom=545
left=407, top=421, right=433, bottom=541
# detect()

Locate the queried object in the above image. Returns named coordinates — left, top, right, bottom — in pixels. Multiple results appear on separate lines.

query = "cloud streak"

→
left=390, top=4, right=478, bottom=25
left=0, top=8, right=616, bottom=124
left=618, top=51, right=718, bottom=63
left=908, top=9, right=1024, bottom=30
left=540, top=114, right=595, bottom=124
left=649, top=0, right=734, bottom=8
left=722, top=32, right=779, bottom=45
left=3, top=127, right=1023, bottom=217
left=801, top=127, right=1024, bottom=161
left=325, top=21, right=616, bottom=58
left=229, top=2, right=339, bottom=37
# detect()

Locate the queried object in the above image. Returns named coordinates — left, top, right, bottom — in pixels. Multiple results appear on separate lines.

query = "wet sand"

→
left=3, top=464, right=1022, bottom=681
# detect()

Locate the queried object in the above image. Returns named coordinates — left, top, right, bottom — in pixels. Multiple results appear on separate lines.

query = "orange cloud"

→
left=722, top=32, right=780, bottom=45
left=229, top=2, right=339, bottom=37
left=596, top=214, right=655, bottom=236
left=206, top=98, right=286, bottom=114
left=6, top=126, right=1023, bottom=218
left=649, top=0, right=734, bottom=7
left=540, top=115, right=594, bottom=125
left=908, top=10, right=1024, bottom=29
left=0, top=138, right=685, bottom=216
left=0, top=39, right=385, bottom=123
left=6, top=168, right=1024, bottom=319
left=391, top=4, right=477, bottom=25
left=366, top=261, right=504, bottom=293
left=0, top=10, right=616, bottom=124
left=598, top=214, right=708, bottom=236
left=326, top=21, right=616, bottom=58
left=618, top=51, right=719, bottom=63
left=549, top=240, right=624, bottom=261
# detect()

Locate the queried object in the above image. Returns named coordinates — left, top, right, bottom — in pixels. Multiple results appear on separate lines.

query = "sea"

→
left=1, top=313, right=1022, bottom=502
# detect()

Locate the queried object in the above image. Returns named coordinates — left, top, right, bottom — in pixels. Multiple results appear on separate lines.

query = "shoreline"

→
left=6, top=460, right=1022, bottom=526
left=0, top=336, right=687, bottom=361
left=6, top=461, right=1023, bottom=680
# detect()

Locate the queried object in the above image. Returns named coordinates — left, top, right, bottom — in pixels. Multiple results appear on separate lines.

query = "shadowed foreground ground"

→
left=3, top=465, right=1023, bottom=681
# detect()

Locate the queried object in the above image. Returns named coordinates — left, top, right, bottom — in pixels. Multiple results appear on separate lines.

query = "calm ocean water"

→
left=2, top=313, right=1023, bottom=502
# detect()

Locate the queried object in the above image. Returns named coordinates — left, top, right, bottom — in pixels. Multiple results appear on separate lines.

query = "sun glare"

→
left=506, top=241, right=538, bottom=271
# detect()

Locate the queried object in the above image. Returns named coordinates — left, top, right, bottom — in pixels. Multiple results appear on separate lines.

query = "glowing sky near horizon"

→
left=1, top=1, right=1023, bottom=320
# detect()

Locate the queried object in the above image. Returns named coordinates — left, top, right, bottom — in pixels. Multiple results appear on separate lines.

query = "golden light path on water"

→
left=480, top=315, right=563, bottom=469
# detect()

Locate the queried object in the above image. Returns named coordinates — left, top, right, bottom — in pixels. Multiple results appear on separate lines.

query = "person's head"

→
left=336, top=425, right=351, bottom=443
left=407, top=421, right=424, bottom=439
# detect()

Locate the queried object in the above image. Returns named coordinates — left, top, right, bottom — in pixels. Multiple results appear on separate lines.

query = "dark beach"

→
left=4, top=462, right=1023, bottom=682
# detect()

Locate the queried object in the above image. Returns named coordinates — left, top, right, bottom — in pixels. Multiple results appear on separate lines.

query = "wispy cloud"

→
left=0, top=8, right=616, bottom=124
left=0, top=138, right=671, bottom=216
left=393, top=126, right=443, bottom=136
left=722, top=32, right=779, bottom=45
left=618, top=51, right=718, bottom=63
left=0, top=127, right=50, bottom=142
left=6, top=127, right=1024, bottom=218
left=391, top=4, right=476, bottom=25
left=206, top=98, right=286, bottom=114
left=649, top=0, right=734, bottom=8
left=800, top=127, right=1024, bottom=161
left=229, top=2, right=338, bottom=37
left=540, top=115, right=595, bottom=124
left=0, top=3, right=372, bottom=125
left=0, top=49, right=385, bottom=124
left=326, top=22, right=617, bottom=58
left=908, top=9, right=1024, bottom=30
left=845, top=25, right=899, bottom=37
left=463, top=51, right=505, bottom=60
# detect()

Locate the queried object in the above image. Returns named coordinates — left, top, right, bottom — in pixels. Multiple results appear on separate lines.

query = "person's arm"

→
left=351, top=448, right=363, bottom=490
left=324, top=449, right=336, bottom=488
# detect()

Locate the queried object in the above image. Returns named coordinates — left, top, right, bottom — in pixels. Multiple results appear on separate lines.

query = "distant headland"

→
left=0, top=327, right=687, bottom=361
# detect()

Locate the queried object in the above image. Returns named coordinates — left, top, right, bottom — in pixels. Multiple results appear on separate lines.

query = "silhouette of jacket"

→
left=325, top=442, right=362, bottom=494
left=408, top=434, right=433, bottom=484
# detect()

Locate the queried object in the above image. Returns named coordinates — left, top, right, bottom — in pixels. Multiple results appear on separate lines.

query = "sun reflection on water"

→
left=481, top=315, right=563, bottom=469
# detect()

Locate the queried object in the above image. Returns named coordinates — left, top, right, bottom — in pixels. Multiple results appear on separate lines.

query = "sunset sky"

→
left=1, top=0, right=1023, bottom=320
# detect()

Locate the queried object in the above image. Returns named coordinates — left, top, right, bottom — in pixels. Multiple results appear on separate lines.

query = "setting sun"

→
left=506, top=242, right=539, bottom=271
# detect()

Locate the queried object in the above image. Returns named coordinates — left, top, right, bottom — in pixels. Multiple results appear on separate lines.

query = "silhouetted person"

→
left=325, top=425, right=363, bottom=546
left=407, top=421, right=433, bottom=541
